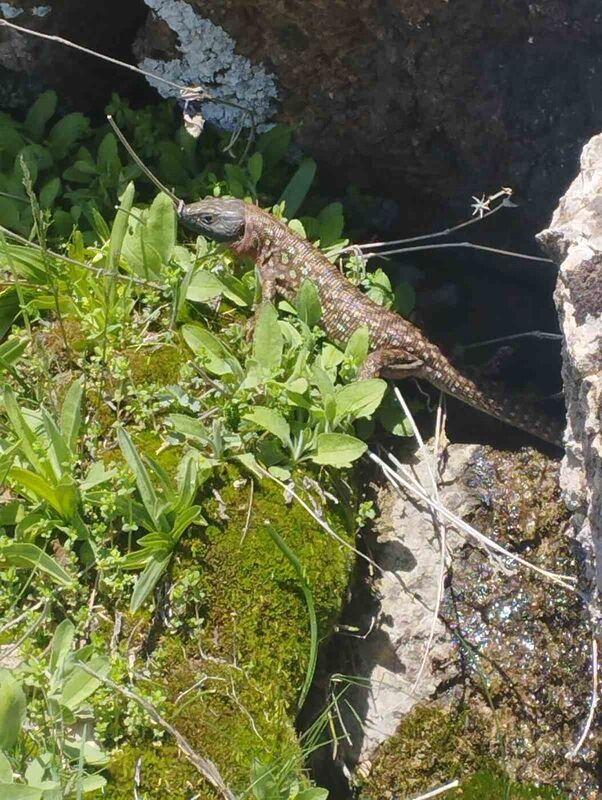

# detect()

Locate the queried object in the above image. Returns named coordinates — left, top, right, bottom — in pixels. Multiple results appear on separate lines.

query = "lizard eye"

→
left=200, top=213, right=215, bottom=225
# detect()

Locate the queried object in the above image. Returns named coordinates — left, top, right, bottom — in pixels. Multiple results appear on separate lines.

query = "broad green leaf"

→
left=335, top=379, right=386, bottom=421
left=394, top=281, right=417, bottom=317
left=0, top=338, right=26, bottom=370
left=344, top=326, right=370, bottom=365
left=186, top=270, right=225, bottom=304
left=0, top=542, right=73, bottom=586
left=295, top=280, right=322, bottom=327
left=296, top=789, right=329, bottom=800
left=59, top=656, right=109, bottom=711
left=117, top=428, right=164, bottom=531
left=247, top=152, right=263, bottom=184
left=256, top=124, right=292, bottom=168
left=107, top=181, right=134, bottom=271
left=0, top=669, right=26, bottom=749
left=0, top=750, right=12, bottom=782
left=38, top=177, right=61, bottom=210
left=8, top=467, right=61, bottom=513
left=0, top=786, right=41, bottom=799
left=24, top=90, right=57, bottom=141
left=130, top=552, right=172, bottom=612
left=317, top=202, right=344, bottom=248
left=59, top=378, right=84, bottom=454
left=63, top=738, right=109, bottom=766
left=50, top=619, right=75, bottom=672
left=366, top=267, right=393, bottom=307
left=97, top=132, right=119, bottom=173
left=312, top=433, right=367, bottom=466
left=42, top=410, right=71, bottom=481
left=320, top=343, right=344, bottom=371
left=48, top=113, right=90, bottom=159
left=172, top=505, right=203, bottom=542
left=145, top=192, right=176, bottom=271
left=244, top=408, right=291, bottom=447
left=0, top=126, right=24, bottom=159
left=182, top=323, right=242, bottom=378
left=74, top=773, right=107, bottom=793
left=0, top=289, right=20, bottom=339
left=253, top=304, right=282, bottom=373
left=377, top=390, right=414, bottom=437
left=279, top=158, right=316, bottom=218
left=2, top=386, right=49, bottom=478
left=0, top=198, right=20, bottom=230
left=167, top=414, right=208, bottom=442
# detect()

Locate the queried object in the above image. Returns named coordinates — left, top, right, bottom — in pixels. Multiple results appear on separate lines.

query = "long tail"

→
left=419, top=358, right=564, bottom=446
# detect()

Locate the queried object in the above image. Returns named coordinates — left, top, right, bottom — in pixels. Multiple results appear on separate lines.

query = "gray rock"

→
left=341, top=443, right=479, bottom=765
left=537, top=133, right=602, bottom=604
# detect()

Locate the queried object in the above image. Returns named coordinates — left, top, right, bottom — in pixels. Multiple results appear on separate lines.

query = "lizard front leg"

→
left=359, top=347, right=424, bottom=380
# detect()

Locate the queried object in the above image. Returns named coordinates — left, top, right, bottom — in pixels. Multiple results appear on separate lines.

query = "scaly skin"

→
left=179, top=198, right=563, bottom=446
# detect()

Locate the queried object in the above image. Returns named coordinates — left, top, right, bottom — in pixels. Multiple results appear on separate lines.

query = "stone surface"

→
left=135, top=0, right=602, bottom=234
left=537, top=133, right=602, bottom=601
left=339, top=443, right=479, bottom=764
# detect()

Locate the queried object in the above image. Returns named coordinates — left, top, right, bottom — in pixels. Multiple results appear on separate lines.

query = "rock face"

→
left=339, top=443, right=479, bottom=764
left=329, top=445, right=597, bottom=798
left=537, top=134, right=602, bottom=602
left=134, top=0, right=602, bottom=232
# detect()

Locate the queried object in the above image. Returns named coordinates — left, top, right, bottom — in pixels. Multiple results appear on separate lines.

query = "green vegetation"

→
left=0, top=92, right=418, bottom=799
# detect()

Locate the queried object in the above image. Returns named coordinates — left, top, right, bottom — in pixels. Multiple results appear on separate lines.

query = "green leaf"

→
left=244, top=408, right=291, bottom=447
left=97, top=132, right=119, bottom=174
left=335, top=379, right=386, bottom=421
left=8, top=467, right=61, bottom=513
left=74, top=773, right=107, bottom=793
left=0, top=541, right=73, bottom=586
left=0, top=669, right=26, bottom=750
left=48, top=113, right=90, bottom=159
left=63, top=738, right=109, bottom=766
left=247, top=152, right=263, bottom=184
left=24, top=90, right=57, bottom=141
left=186, top=270, right=225, bottom=304
left=317, top=202, right=344, bottom=248
left=295, top=279, right=322, bottom=327
left=167, top=414, right=208, bottom=442
left=253, top=304, right=283, bottom=373
left=394, top=281, right=417, bottom=317
left=2, top=386, right=49, bottom=478
left=59, top=656, right=109, bottom=711
left=0, top=198, right=21, bottom=231
left=366, top=267, right=394, bottom=307
left=42, top=410, right=71, bottom=480
left=59, top=378, right=84, bottom=454
left=38, top=177, right=61, bottom=210
left=50, top=619, right=75, bottom=672
left=0, top=786, right=42, bottom=800
left=312, top=433, right=367, bottom=466
left=0, top=750, right=12, bottom=783
left=182, top=323, right=242, bottom=378
left=0, top=338, right=26, bottom=371
left=107, top=181, right=134, bottom=271
left=130, top=552, right=172, bottom=613
left=144, top=192, right=176, bottom=271
left=256, top=124, right=292, bottom=168
left=296, top=789, right=329, bottom=800
left=344, top=326, right=370, bottom=366
left=279, top=158, right=316, bottom=218
left=117, top=428, right=163, bottom=531
left=0, top=289, right=21, bottom=340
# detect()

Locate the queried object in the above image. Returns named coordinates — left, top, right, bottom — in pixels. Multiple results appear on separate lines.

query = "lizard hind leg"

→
left=358, top=347, right=424, bottom=380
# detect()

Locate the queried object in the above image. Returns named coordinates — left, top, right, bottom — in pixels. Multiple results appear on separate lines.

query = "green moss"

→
left=359, top=705, right=568, bottom=800
left=106, top=464, right=356, bottom=797
left=126, top=344, right=185, bottom=387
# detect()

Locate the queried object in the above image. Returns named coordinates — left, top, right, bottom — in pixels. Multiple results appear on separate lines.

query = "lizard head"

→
left=178, top=196, right=246, bottom=243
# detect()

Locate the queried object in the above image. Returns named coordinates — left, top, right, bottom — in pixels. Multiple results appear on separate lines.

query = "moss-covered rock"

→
left=106, top=464, right=356, bottom=797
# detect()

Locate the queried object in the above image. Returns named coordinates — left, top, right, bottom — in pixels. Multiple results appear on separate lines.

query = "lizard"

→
left=178, top=196, right=564, bottom=446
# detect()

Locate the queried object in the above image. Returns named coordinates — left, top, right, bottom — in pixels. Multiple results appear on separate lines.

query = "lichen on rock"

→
left=137, top=0, right=279, bottom=130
